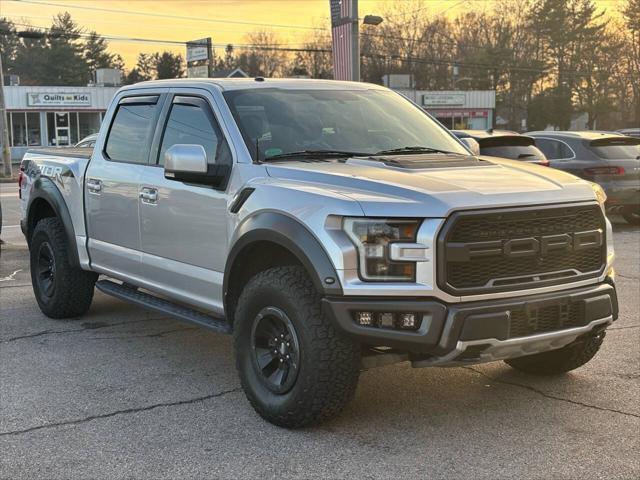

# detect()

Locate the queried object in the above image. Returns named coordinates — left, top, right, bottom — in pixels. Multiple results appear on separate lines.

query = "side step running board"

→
left=96, top=280, right=231, bottom=335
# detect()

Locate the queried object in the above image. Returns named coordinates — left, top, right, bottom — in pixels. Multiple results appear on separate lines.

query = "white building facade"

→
left=3, top=85, right=119, bottom=160
left=395, top=89, right=496, bottom=130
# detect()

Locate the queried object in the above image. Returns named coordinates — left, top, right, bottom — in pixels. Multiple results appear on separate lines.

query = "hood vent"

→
left=346, top=154, right=492, bottom=170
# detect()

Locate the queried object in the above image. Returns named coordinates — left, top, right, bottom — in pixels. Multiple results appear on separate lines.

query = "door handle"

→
left=139, top=188, right=158, bottom=204
left=87, top=178, right=102, bottom=193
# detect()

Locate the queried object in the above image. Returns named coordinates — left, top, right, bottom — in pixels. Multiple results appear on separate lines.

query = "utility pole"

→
left=0, top=51, right=12, bottom=178
left=351, top=0, right=360, bottom=82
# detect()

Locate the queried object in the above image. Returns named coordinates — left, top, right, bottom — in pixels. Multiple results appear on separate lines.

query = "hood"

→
left=265, top=154, right=598, bottom=217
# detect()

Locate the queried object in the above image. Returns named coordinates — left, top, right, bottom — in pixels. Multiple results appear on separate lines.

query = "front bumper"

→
left=603, top=183, right=640, bottom=207
left=322, top=279, right=618, bottom=366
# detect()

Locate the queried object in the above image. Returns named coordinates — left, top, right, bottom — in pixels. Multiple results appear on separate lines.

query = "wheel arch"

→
left=26, top=177, right=80, bottom=268
left=223, top=212, right=342, bottom=324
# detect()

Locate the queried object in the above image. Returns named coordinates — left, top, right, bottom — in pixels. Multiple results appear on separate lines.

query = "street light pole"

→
left=0, top=51, right=12, bottom=178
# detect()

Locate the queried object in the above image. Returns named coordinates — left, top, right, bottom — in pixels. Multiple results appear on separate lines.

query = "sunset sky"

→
left=0, top=0, right=623, bottom=69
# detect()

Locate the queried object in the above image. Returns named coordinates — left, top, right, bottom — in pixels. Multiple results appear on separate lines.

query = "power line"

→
left=8, top=0, right=328, bottom=31
left=2, top=22, right=634, bottom=81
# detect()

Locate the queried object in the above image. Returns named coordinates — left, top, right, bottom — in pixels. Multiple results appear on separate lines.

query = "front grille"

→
left=438, top=204, right=606, bottom=295
left=508, top=302, right=586, bottom=338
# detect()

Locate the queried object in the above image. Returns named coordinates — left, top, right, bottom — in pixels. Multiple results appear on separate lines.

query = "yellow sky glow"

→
left=0, top=0, right=623, bottom=69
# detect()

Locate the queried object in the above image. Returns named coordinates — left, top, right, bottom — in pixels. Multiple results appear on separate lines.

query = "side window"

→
left=158, top=98, right=230, bottom=166
left=535, top=138, right=573, bottom=160
left=105, top=97, right=160, bottom=164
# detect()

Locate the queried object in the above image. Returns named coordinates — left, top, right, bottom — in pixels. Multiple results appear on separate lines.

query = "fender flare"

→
left=27, top=177, right=80, bottom=268
left=224, top=212, right=343, bottom=308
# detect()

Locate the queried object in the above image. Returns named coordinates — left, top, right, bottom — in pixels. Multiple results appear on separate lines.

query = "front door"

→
left=54, top=112, right=70, bottom=146
left=138, top=92, right=232, bottom=314
left=85, top=94, right=164, bottom=280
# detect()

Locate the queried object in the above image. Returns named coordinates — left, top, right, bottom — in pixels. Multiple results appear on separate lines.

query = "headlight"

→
left=590, top=182, right=607, bottom=206
left=343, top=218, right=420, bottom=281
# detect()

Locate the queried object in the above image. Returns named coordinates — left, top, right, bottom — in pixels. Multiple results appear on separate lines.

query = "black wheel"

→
left=621, top=206, right=640, bottom=226
left=30, top=217, right=98, bottom=319
left=504, top=330, right=606, bottom=375
left=234, top=266, right=360, bottom=428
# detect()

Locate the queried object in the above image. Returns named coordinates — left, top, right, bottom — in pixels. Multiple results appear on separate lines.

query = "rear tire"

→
left=30, top=217, right=98, bottom=319
left=504, top=331, right=606, bottom=375
left=621, top=206, right=640, bottom=226
left=234, top=266, right=360, bottom=428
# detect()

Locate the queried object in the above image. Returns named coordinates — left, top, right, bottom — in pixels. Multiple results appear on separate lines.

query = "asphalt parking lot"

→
left=1, top=187, right=639, bottom=479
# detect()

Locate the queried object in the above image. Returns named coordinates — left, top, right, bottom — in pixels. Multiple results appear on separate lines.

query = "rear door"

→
left=85, top=93, right=165, bottom=280
left=137, top=89, right=234, bottom=313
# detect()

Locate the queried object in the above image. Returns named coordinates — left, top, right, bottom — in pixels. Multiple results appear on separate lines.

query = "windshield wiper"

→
left=374, top=146, right=460, bottom=155
left=260, top=150, right=370, bottom=162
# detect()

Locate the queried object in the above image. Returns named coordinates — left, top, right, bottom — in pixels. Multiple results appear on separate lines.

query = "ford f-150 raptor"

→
left=19, top=79, right=618, bottom=428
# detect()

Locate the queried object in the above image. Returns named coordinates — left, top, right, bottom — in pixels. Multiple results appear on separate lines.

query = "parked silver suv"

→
left=19, top=79, right=617, bottom=427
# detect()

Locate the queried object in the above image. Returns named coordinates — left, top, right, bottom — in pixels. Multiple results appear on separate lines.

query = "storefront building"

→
left=3, top=85, right=119, bottom=161
left=395, top=89, right=496, bottom=130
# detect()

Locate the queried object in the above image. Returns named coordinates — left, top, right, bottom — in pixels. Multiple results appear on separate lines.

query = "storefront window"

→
left=11, top=112, right=27, bottom=146
left=78, top=112, right=101, bottom=140
left=9, top=112, right=41, bottom=147
left=47, top=113, right=57, bottom=146
left=27, top=112, right=41, bottom=146
left=70, top=112, right=79, bottom=145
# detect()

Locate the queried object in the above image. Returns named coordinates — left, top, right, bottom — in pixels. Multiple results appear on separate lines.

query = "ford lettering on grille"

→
left=437, top=204, right=607, bottom=295
left=446, top=229, right=603, bottom=262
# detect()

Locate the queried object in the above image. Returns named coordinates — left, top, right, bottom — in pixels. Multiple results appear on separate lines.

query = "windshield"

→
left=223, top=88, right=468, bottom=161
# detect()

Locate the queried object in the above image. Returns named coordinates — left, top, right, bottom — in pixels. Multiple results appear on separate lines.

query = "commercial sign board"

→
left=187, top=38, right=211, bottom=62
left=27, top=92, right=91, bottom=107
left=422, top=93, right=466, bottom=107
left=187, top=65, right=210, bottom=79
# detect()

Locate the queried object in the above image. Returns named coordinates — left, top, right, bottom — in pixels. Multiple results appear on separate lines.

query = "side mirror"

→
left=164, top=144, right=207, bottom=177
left=459, top=137, right=481, bottom=156
left=163, top=143, right=231, bottom=188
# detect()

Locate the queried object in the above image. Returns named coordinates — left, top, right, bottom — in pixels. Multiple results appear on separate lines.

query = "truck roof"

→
left=122, top=78, right=388, bottom=92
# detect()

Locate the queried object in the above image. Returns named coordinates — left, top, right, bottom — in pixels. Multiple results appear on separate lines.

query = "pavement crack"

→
left=87, top=326, right=198, bottom=340
left=463, top=366, right=640, bottom=419
left=0, top=317, right=172, bottom=344
left=608, top=324, right=640, bottom=331
left=0, top=387, right=242, bottom=437
left=616, top=273, right=639, bottom=280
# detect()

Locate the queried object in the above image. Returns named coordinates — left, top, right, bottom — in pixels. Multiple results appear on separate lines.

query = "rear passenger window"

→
left=534, top=138, right=573, bottom=160
left=105, top=97, right=159, bottom=164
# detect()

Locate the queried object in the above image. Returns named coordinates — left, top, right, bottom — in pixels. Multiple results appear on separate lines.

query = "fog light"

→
left=378, top=312, right=395, bottom=328
left=399, top=313, right=417, bottom=329
left=355, top=311, right=373, bottom=326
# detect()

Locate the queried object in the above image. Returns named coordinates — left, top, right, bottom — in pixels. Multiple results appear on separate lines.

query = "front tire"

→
left=504, top=330, right=606, bottom=375
left=30, top=217, right=98, bottom=319
left=234, top=266, right=360, bottom=428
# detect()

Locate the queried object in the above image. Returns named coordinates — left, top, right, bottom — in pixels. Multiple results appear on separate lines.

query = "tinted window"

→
left=159, top=102, right=229, bottom=166
left=105, top=102, right=159, bottom=163
left=480, top=144, right=547, bottom=161
left=223, top=88, right=469, bottom=161
left=588, top=144, right=640, bottom=159
left=534, top=138, right=573, bottom=159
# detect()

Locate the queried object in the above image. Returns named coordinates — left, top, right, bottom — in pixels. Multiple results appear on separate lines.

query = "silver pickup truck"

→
left=19, top=78, right=618, bottom=428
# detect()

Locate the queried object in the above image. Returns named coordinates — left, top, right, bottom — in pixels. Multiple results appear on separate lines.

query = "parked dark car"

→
left=528, top=131, right=640, bottom=225
left=616, top=128, right=640, bottom=139
left=452, top=130, right=549, bottom=166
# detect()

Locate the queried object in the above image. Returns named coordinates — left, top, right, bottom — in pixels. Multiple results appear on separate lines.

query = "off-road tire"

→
left=234, top=266, right=360, bottom=428
left=621, top=206, right=640, bottom=226
left=30, top=217, right=98, bottom=319
left=504, top=331, right=606, bottom=375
